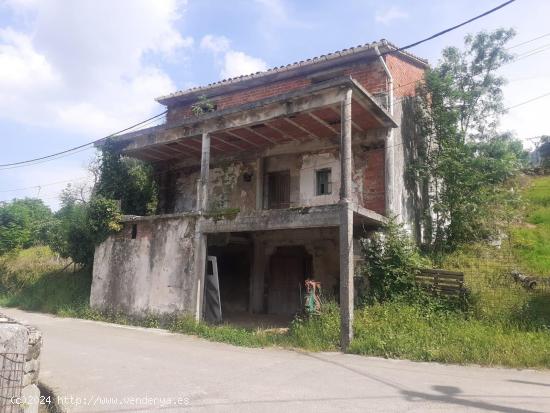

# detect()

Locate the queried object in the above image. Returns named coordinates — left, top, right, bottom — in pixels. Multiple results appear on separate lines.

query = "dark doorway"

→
left=267, top=246, right=312, bottom=315
left=267, top=170, right=290, bottom=209
left=208, top=244, right=251, bottom=313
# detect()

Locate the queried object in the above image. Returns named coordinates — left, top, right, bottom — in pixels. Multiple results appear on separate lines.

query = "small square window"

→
left=316, top=169, right=332, bottom=195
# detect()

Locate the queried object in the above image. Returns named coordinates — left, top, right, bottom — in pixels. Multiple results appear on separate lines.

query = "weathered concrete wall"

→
left=385, top=53, right=426, bottom=232
left=0, top=314, right=42, bottom=413
left=162, top=144, right=388, bottom=215
left=91, top=216, right=199, bottom=316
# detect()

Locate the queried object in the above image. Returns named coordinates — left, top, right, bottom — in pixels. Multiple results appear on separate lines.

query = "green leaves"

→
left=413, top=29, right=525, bottom=252
left=94, top=138, right=158, bottom=216
left=0, top=199, right=54, bottom=254
left=359, top=219, right=425, bottom=304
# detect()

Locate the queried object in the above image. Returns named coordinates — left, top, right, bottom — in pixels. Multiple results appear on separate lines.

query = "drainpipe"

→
left=374, top=45, right=394, bottom=216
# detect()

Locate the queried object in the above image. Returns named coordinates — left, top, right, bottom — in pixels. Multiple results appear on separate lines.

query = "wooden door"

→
left=267, top=246, right=310, bottom=315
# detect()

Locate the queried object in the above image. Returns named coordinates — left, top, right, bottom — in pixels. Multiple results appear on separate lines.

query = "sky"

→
left=0, top=0, right=549, bottom=210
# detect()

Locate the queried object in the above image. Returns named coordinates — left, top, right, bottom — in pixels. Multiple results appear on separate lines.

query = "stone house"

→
left=90, top=39, right=428, bottom=346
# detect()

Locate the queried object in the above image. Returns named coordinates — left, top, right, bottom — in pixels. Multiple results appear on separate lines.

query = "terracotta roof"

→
left=156, top=39, right=428, bottom=105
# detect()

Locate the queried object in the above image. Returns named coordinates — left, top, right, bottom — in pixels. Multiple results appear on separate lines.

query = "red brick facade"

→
left=166, top=60, right=392, bottom=125
left=363, top=149, right=386, bottom=214
left=385, top=54, right=425, bottom=98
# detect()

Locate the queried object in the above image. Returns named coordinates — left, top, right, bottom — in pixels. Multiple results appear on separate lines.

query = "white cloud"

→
left=200, top=34, right=267, bottom=79
left=221, top=51, right=268, bottom=78
left=200, top=34, right=231, bottom=54
left=375, top=6, right=408, bottom=25
left=0, top=0, right=192, bottom=136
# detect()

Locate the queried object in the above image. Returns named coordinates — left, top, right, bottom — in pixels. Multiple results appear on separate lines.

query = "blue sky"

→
left=1, top=0, right=549, bottom=210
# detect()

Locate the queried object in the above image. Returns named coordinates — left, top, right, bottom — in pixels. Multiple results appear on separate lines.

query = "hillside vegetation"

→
left=511, top=176, right=550, bottom=276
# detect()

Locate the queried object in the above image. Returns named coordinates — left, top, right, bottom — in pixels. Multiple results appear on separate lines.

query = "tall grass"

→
left=0, top=246, right=91, bottom=313
left=510, top=176, right=550, bottom=276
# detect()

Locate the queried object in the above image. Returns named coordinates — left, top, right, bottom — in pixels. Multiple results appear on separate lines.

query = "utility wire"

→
left=503, top=91, right=550, bottom=110
left=0, top=111, right=167, bottom=168
left=506, top=32, right=550, bottom=50
left=0, top=176, right=90, bottom=193
left=380, top=0, right=517, bottom=57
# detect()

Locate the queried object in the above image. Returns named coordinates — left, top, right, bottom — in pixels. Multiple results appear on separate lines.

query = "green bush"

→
left=358, top=219, right=426, bottom=305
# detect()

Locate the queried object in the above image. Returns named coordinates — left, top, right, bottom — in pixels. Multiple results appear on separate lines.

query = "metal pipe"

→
left=375, top=45, right=395, bottom=215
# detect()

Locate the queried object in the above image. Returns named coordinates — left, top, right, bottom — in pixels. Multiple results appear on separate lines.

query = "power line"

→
left=503, top=91, right=550, bottom=111
left=506, top=32, right=550, bottom=50
left=0, top=176, right=90, bottom=193
left=380, top=0, right=517, bottom=57
left=0, top=111, right=167, bottom=168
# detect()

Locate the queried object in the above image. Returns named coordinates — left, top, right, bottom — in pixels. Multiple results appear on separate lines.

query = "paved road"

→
left=3, top=308, right=550, bottom=413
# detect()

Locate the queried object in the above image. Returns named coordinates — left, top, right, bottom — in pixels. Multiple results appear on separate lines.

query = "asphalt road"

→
left=3, top=307, right=550, bottom=413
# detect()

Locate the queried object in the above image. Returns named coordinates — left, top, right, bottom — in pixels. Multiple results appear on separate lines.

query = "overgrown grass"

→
left=0, top=246, right=91, bottom=313
left=510, top=176, right=550, bottom=276
left=350, top=299, right=550, bottom=368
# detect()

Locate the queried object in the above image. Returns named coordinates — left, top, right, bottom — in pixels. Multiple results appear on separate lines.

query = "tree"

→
left=94, top=139, right=158, bottom=215
left=49, top=195, right=122, bottom=267
left=0, top=198, right=53, bottom=254
left=533, top=135, right=550, bottom=173
left=412, top=28, right=526, bottom=252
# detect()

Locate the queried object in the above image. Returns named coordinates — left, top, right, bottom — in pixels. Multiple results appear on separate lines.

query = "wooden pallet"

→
left=415, top=268, right=465, bottom=297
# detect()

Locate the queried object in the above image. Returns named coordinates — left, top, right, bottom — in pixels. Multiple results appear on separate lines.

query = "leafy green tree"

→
left=412, top=29, right=526, bottom=251
left=49, top=195, right=122, bottom=267
left=0, top=198, right=53, bottom=254
left=94, top=139, right=158, bottom=215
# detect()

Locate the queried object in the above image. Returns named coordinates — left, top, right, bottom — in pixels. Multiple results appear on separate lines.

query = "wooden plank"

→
left=420, top=268, right=464, bottom=277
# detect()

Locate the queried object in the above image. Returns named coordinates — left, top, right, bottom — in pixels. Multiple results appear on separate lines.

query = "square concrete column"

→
left=195, top=131, right=210, bottom=321
left=198, top=131, right=211, bottom=211
left=339, top=88, right=354, bottom=350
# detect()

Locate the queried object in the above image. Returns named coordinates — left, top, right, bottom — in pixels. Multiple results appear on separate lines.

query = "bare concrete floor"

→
left=2, top=307, right=550, bottom=413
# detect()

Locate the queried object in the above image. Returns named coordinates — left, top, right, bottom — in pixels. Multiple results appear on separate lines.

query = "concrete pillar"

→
left=339, top=88, right=354, bottom=350
left=249, top=234, right=265, bottom=313
left=195, top=131, right=210, bottom=321
left=385, top=129, right=394, bottom=216
left=194, top=231, right=207, bottom=321
left=198, top=131, right=211, bottom=211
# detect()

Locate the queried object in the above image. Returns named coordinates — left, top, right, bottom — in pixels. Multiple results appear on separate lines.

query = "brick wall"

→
left=385, top=54, right=425, bottom=98
left=363, top=149, right=385, bottom=214
left=166, top=60, right=390, bottom=124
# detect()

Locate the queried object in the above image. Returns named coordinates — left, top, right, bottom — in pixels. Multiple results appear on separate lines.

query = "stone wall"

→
left=90, top=215, right=200, bottom=316
left=0, top=314, right=42, bottom=413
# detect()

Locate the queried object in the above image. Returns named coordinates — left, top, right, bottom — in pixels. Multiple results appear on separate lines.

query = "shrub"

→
left=358, top=219, right=426, bottom=305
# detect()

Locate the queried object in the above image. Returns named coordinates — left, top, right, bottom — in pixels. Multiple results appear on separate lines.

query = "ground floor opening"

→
left=205, top=228, right=341, bottom=325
